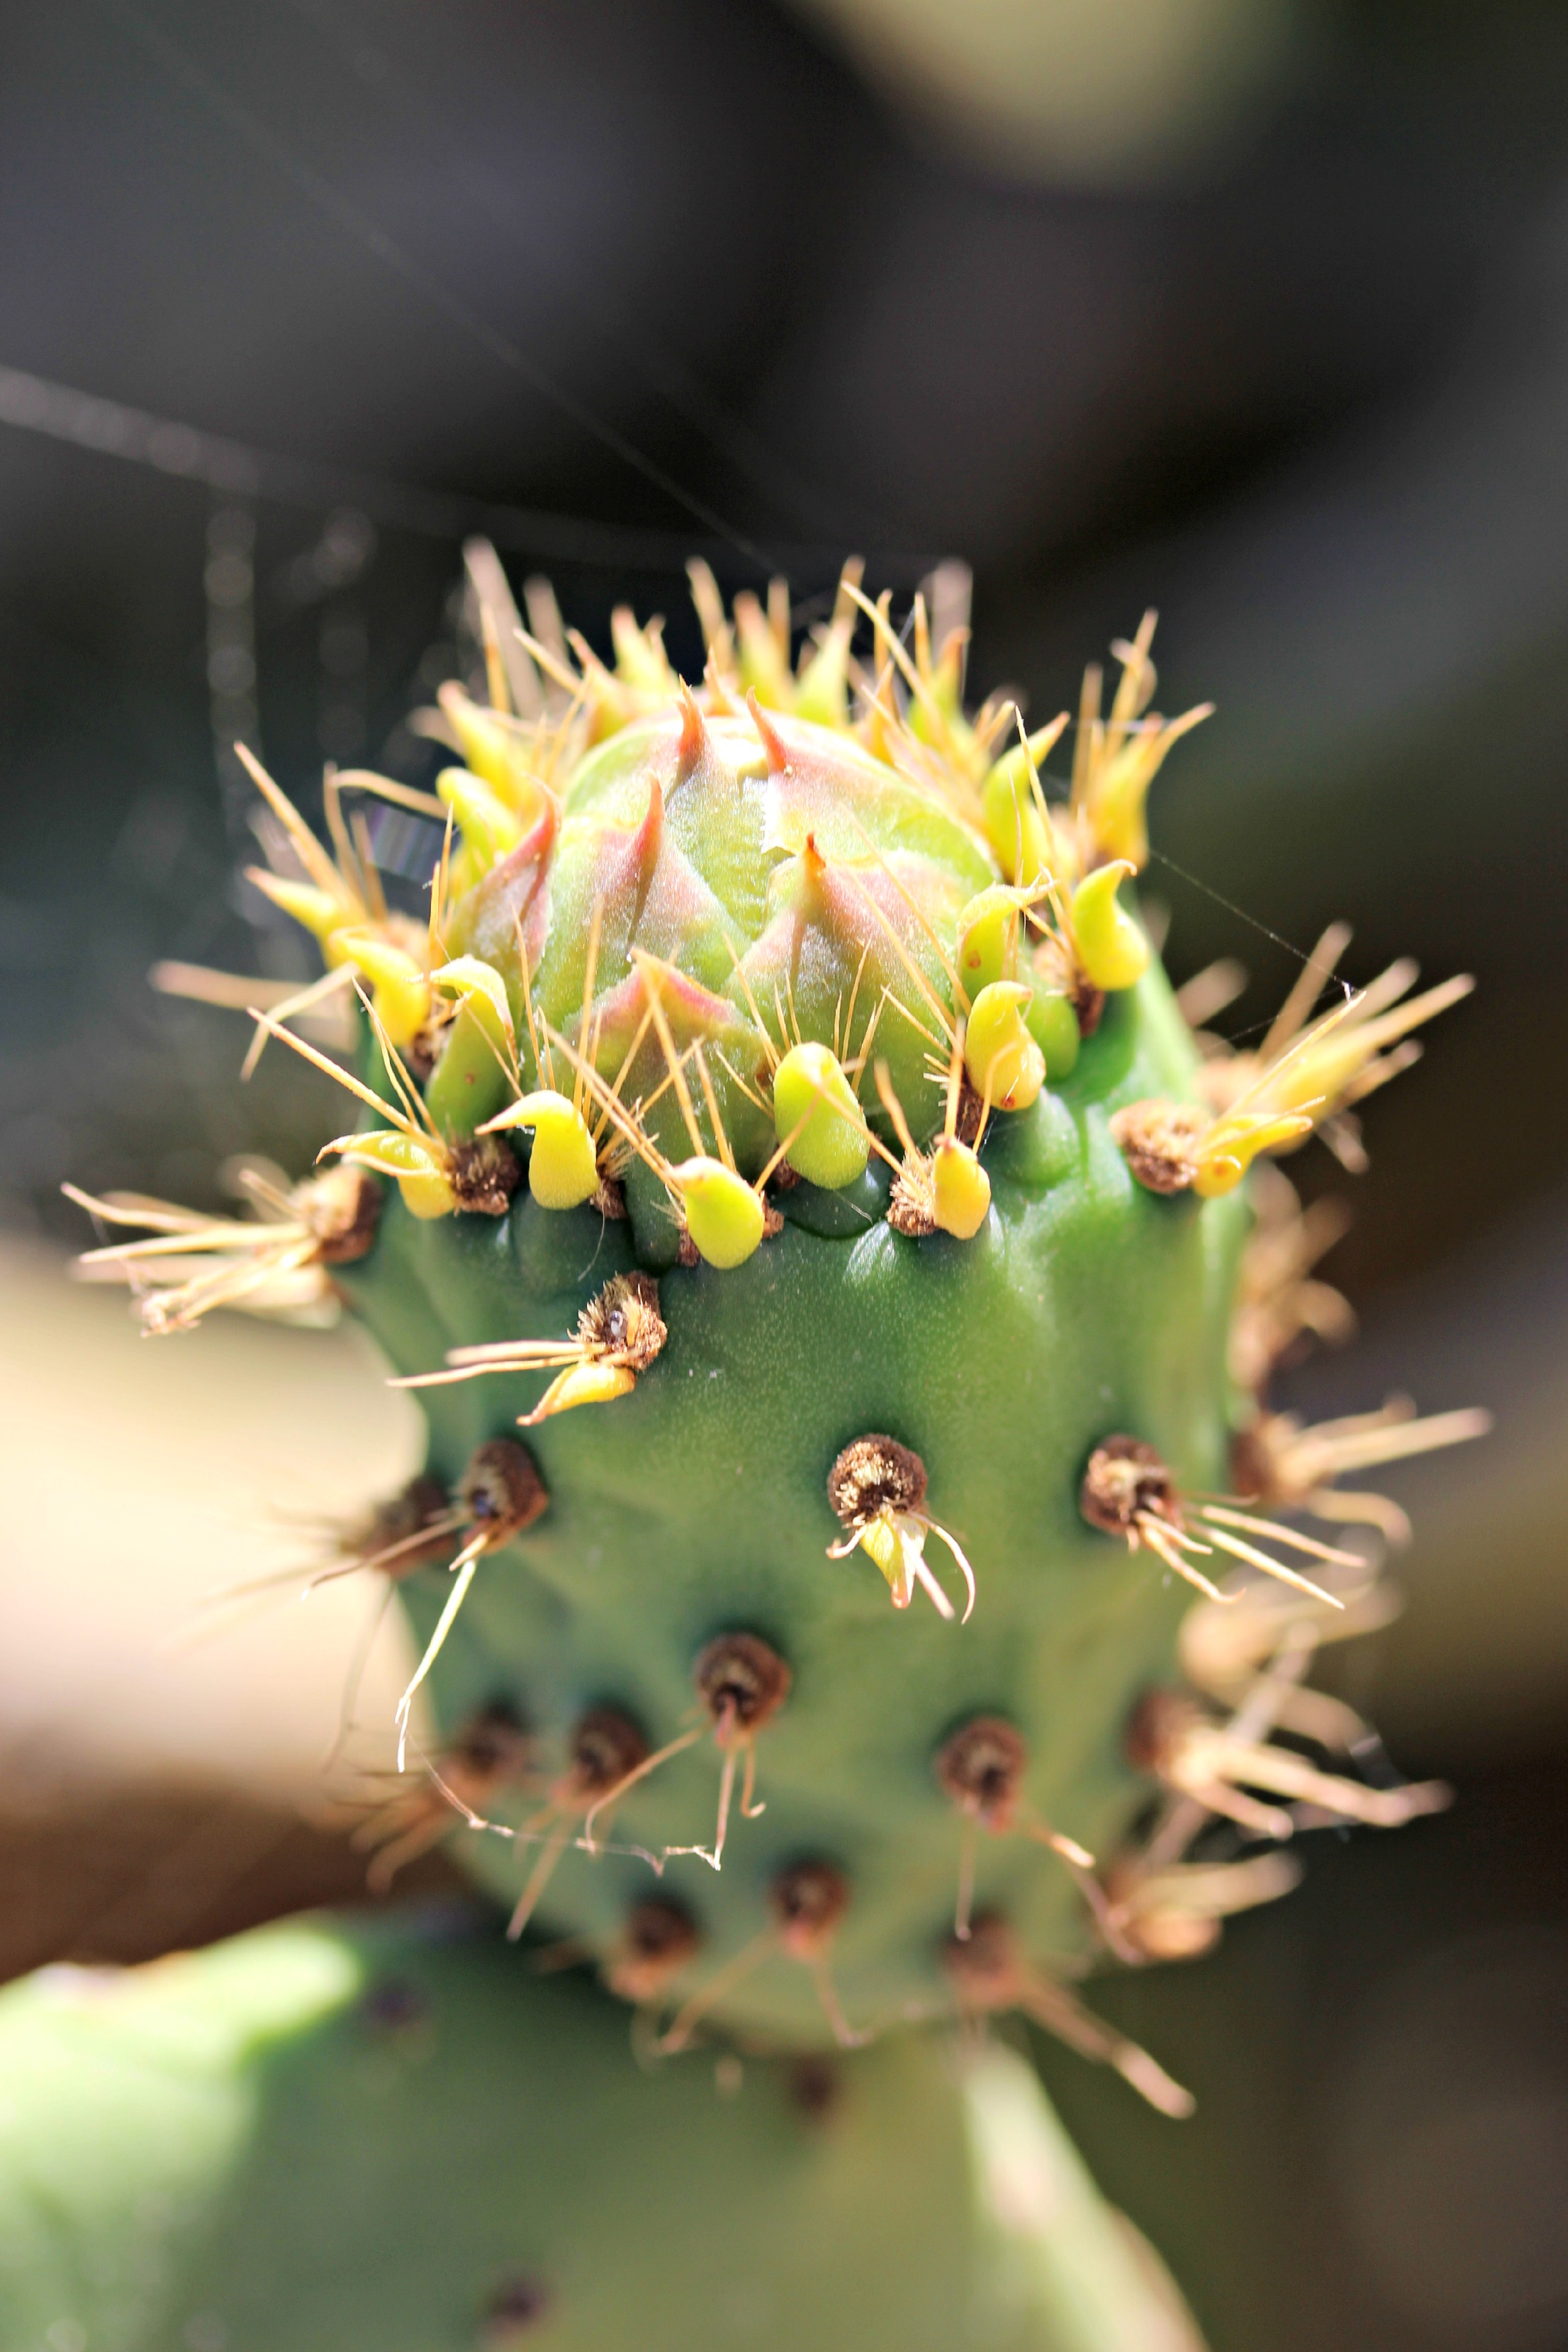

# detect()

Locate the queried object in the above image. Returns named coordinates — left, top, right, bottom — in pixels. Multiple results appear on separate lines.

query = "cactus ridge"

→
left=70, top=555, right=1485, bottom=2099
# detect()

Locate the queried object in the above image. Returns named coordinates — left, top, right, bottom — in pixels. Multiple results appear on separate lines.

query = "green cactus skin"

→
left=0, top=1912, right=1202, bottom=2352
left=340, top=963, right=1245, bottom=2050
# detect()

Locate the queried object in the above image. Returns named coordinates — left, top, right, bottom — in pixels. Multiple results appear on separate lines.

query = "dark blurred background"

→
left=2, top=5, right=1567, bottom=2349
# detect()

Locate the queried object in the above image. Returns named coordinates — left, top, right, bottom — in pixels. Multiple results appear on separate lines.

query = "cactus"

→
left=59, top=555, right=1487, bottom=2337
left=0, top=1910, right=1205, bottom=2351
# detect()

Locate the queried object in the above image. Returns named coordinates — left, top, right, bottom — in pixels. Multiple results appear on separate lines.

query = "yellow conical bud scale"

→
left=673, top=1158, right=766, bottom=1269
left=1070, top=862, right=1148, bottom=993
left=773, top=1043, right=869, bottom=1192
left=963, top=982, right=1046, bottom=1112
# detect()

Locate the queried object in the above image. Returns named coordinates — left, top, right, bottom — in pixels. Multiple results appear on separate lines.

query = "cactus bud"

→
left=955, top=885, right=1025, bottom=995
left=437, top=683, right=552, bottom=819
left=485, top=1090, right=599, bottom=1209
left=334, top=1129, right=456, bottom=1219
left=772, top=1041, right=869, bottom=1190
left=980, top=723, right=1065, bottom=884
left=1069, top=861, right=1148, bottom=994
left=963, top=982, right=1046, bottom=1111
left=247, top=873, right=346, bottom=940
left=931, top=1137, right=992, bottom=1238
left=672, top=1158, right=766, bottom=1268
left=438, top=765, right=526, bottom=868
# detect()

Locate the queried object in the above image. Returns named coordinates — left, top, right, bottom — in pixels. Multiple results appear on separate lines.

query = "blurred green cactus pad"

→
left=0, top=1911, right=1209, bottom=2352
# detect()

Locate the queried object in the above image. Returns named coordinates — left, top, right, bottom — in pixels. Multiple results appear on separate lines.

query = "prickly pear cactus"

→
left=70, top=558, right=1484, bottom=2114
left=0, top=1910, right=1204, bottom=2352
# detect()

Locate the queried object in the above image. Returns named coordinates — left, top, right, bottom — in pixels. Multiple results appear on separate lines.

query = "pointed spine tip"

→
left=675, top=680, right=710, bottom=778
left=633, top=774, right=666, bottom=870
left=746, top=688, right=790, bottom=774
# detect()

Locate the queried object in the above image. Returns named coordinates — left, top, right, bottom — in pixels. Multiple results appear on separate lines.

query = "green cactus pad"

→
left=0, top=1912, right=1201, bottom=2352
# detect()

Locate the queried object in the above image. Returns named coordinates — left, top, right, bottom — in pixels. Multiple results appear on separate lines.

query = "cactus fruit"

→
left=0, top=1911, right=1206, bottom=2352
left=61, top=554, right=1489, bottom=2330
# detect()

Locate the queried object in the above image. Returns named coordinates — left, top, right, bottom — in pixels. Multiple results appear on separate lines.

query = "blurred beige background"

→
left=0, top=1236, right=440, bottom=1980
left=1, top=1235, right=418, bottom=1801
